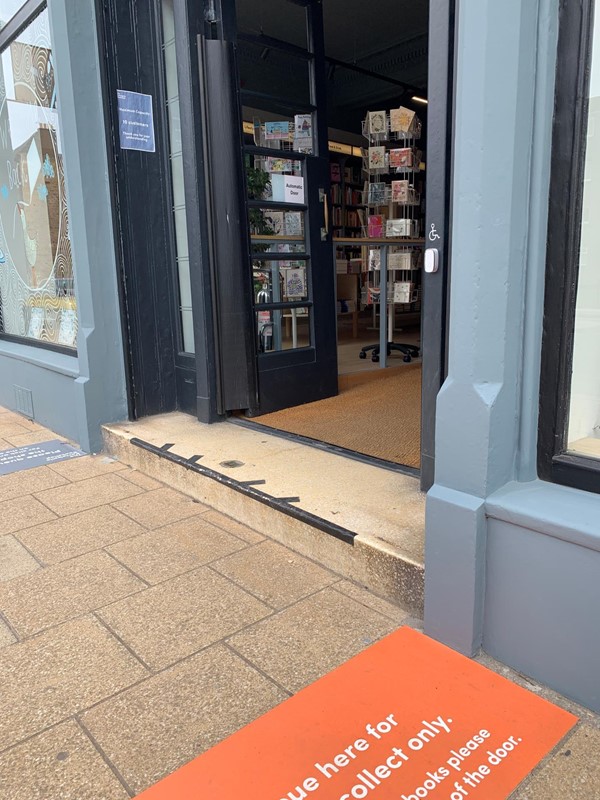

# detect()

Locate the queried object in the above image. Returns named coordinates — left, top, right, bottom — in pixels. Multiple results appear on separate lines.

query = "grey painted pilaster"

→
left=425, top=0, right=555, bottom=653
left=425, top=486, right=486, bottom=655
left=48, top=0, right=128, bottom=451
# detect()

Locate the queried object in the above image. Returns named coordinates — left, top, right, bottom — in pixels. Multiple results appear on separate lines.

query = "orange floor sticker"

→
left=136, top=627, right=577, bottom=800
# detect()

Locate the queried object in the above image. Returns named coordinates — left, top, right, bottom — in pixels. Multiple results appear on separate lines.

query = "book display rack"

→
left=356, top=107, right=425, bottom=363
left=245, top=116, right=313, bottom=353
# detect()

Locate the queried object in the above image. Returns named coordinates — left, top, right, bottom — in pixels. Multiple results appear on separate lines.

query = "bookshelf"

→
left=329, top=153, right=366, bottom=239
left=330, top=152, right=365, bottom=338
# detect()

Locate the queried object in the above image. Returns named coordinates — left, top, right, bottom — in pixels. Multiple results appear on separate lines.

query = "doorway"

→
left=201, top=0, right=452, bottom=486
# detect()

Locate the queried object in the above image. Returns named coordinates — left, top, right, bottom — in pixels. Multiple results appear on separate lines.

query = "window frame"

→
left=539, top=0, right=600, bottom=492
left=0, top=0, right=78, bottom=356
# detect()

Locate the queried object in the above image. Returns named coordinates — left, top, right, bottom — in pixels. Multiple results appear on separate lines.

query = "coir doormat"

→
left=136, top=627, right=577, bottom=800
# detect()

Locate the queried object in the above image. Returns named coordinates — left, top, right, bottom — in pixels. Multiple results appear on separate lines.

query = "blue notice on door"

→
left=117, top=89, right=156, bottom=152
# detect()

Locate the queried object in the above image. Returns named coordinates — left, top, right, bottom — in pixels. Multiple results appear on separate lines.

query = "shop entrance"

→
left=201, top=0, right=452, bottom=488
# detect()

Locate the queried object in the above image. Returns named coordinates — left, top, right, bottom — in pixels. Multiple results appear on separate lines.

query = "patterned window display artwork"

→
left=0, top=7, right=77, bottom=348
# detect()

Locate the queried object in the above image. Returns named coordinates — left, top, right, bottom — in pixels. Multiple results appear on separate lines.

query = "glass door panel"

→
left=161, top=0, right=194, bottom=353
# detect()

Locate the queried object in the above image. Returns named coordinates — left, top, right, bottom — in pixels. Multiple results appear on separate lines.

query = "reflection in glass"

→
left=249, top=207, right=305, bottom=239
left=252, top=259, right=309, bottom=304
left=162, top=0, right=194, bottom=353
left=238, top=40, right=312, bottom=110
left=568, top=7, right=600, bottom=458
left=236, top=0, right=308, bottom=50
left=0, top=9, right=77, bottom=347
left=256, top=307, right=310, bottom=352
left=254, top=241, right=305, bottom=255
left=0, top=1, right=26, bottom=29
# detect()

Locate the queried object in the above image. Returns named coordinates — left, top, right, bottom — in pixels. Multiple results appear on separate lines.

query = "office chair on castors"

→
left=359, top=341, right=420, bottom=363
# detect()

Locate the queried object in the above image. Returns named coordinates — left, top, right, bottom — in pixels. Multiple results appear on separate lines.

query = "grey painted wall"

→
left=426, top=0, right=600, bottom=712
left=485, top=512, right=600, bottom=713
left=0, top=0, right=128, bottom=452
left=0, top=342, right=80, bottom=440
left=425, top=0, right=556, bottom=653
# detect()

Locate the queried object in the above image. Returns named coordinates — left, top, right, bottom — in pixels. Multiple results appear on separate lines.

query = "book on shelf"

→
left=330, top=162, right=342, bottom=183
left=336, top=258, right=362, bottom=274
left=345, top=187, right=363, bottom=205
left=345, top=209, right=365, bottom=228
left=368, top=146, right=386, bottom=170
left=390, top=107, right=416, bottom=134
left=368, top=110, right=387, bottom=135
left=343, top=165, right=356, bottom=183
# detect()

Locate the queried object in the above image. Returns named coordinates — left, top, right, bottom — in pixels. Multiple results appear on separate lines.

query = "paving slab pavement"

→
left=0, top=412, right=597, bottom=798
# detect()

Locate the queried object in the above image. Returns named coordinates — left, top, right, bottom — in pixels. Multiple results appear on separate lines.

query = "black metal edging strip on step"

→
left=129, top=437, right=356, bottom=545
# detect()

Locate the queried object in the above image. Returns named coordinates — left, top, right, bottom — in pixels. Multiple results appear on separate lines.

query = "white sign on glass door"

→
left=271, top=175, right=305, bottom=204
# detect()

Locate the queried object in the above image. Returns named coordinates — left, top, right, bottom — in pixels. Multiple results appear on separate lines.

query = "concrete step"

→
left=102, top=412, right=425, bottom=615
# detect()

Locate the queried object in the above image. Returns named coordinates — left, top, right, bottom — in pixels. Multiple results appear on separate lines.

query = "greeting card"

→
left=368, top=110, right=387, bottom=135
left=392, top=180, right=409, bottom=203
left=368, top=146, right=386, bottom=170
left=368, top=182, right=387, bottom=204
left=390, top=107, right=416, bottom=134
left=389, top=148, right=414, bottom=169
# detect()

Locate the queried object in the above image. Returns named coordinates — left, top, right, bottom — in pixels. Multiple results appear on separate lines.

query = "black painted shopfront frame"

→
left=538, top=0, right=600, bottom=493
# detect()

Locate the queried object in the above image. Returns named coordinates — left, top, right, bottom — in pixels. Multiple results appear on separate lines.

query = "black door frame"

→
left=100, top=0, right=454, bottom=486
left=420, top=0, right=455, bottom=491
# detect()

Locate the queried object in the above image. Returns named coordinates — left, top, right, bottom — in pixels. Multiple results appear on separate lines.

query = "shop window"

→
left=0, top=3, right=77, bottom=350
left=539, top=0, right=600, bottom=491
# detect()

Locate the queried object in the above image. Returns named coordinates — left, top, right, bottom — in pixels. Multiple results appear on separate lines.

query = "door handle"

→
left=319, top=188, right=329, bottom=240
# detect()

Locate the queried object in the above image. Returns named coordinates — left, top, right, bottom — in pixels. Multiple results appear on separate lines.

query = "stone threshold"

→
left=102, top=412, right=425, bottom=614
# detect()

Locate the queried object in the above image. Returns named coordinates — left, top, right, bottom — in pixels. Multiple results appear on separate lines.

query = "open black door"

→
left=200, top=0, right=338, bottom=417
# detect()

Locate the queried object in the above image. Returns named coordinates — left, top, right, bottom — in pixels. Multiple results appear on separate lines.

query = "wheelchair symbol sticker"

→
left=429, top=223, right=441, bottom=242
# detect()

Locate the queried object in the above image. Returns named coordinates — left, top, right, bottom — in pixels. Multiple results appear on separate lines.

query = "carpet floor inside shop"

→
left=254, top=364, right=422, bottom=469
